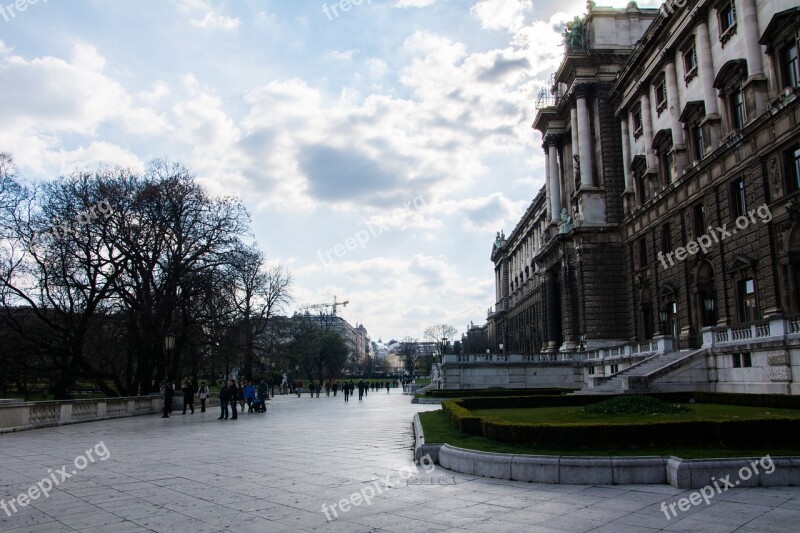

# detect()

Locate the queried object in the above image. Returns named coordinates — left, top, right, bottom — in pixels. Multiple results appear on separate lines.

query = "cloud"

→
left=470, top=0, right=534, bottom=33
left=329, top=49, right=357, bottom=61
left=189, top=12, right=241, bottom=29
left=394, top=0, right=437, bottom=7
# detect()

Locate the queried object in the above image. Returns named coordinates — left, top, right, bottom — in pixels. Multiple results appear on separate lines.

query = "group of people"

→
left=218, top=379, right=270, bottom=420
left=161, top=379, right=269, bottom=419
left=161, top=380, right=210, bottom=418
left=290, top=379, right=396, bottom=401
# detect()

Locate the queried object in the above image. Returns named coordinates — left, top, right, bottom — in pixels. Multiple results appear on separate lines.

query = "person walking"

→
left=238, top=380, right=247, bottom=412
left=258, top=380, right=269, bottom=402
left=181, top=380, right=195, bottom=414
left=218, top=382, right=229, bottom=419
left=162, top=381, right=174, bottom=418
left=229, top=380, right=239, bottom=420
left=197, top=381, right=209, bottom=412
left=357, top=379, right=364, bottom=401
left=332, top=381, right=338, bottom=397
left=244, top=381, right=256, bottom=412
left=325, top=381, right=331, bottom=397
left=343, top=382, right=349, bottom=402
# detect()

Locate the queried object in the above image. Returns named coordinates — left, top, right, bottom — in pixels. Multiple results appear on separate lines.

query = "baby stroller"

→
left=250, top=396, right=267, bottom=413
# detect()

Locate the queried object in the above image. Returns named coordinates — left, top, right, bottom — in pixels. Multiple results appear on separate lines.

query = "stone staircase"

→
left=579, top=348, right=707, bottom=394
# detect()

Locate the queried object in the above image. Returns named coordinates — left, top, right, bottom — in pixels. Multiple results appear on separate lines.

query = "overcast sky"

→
left=0, top=0, right=661, bottom=342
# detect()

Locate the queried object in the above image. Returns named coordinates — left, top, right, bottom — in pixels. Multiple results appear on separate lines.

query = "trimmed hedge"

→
left=445, top=393, right=800, bottom=449
left=424, top=388, right=570, bottom=399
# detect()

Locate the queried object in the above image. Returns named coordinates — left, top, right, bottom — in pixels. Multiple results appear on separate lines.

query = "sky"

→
left=0, top=0, right=662, bottom=342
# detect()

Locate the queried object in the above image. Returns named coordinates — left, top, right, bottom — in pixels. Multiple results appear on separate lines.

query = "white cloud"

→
left=394, top=0, right=437, bottom=7
left=189, top=12, right=241, bottom=29
left=470, top=0, right=534, bottom=33
left=329, top=49, right=357, bottom=60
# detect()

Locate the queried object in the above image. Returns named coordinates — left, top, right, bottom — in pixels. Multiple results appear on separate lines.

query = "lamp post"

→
left=704, top=296, right=716, bottom=326
left=163, top=332, right=176, bottom=386
left=659, top=310, right=668, bottom=335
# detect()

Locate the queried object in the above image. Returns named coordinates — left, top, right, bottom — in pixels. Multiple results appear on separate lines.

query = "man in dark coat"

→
left=357, top=379, right=365, bottom=401
left=162, top=381, right=174, bottom=418
left=228, top=379, right=239, bottom=420
left=181, top=380, right=195, bottom=414
left=217, top=382, right=229, bottom=419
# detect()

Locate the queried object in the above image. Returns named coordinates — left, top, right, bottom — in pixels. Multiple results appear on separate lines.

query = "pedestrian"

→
left=357, top=379, right=365, bottom=401
left=218, top=381, right=229, bottom=419
left=162, top=381, right=174, bottom=418
left=229, top=379, right=239, bottom=420
left=239, top=380, right=247, bottom=411
left=325, top=381, right=331, bottom=397
left=181, top=380, right=195, bottom=414
left=245, top=381, right=256, bottom=412
left=332, top=381, right=338, bottom=397
left=197, top=381, right=209, bottom=412
left=258, top=380, right=269, bottom=402
left=343, top=382, right=349, bottom=402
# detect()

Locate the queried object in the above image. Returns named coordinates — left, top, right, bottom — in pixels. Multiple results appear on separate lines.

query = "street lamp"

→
left=163, top=332, right=176, bottom=385
left=658, top=310, right=668, bottom=334
left=703, top=296, right=715, bottom=326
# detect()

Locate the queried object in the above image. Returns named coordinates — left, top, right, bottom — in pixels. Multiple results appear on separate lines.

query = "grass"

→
left=470, top=404, right=800, bottom=425
left=417, top=409, right=800, bottom=458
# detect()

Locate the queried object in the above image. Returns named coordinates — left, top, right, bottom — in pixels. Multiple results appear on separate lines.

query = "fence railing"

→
left=704, top=315, right=800, bottom=348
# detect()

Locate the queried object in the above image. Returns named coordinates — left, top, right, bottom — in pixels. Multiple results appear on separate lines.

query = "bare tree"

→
left=424, top=324, right=457, bottom=363
left=398, top=337, right=421, bottom=376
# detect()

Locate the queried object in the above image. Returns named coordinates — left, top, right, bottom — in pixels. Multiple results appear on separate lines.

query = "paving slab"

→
left=1, top=392, right=799, bottom=532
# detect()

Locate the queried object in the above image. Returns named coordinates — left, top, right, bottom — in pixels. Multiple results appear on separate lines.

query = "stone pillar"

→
left=696, top=15, right=720, bottom=149
left=544, top=142, right=552, bottom=222
left=664, top=58, right=686, bottom=177
left=545, top=135, right=562, bottom=224
left=740, top=0, right=767, bottom=116
left=640, top=92, right=656, bottom=170
left=570, top=105, right=580, bottom=187
left=620, top=117, right=633, bottom=191
left=575, top=85, right=594, bottom=188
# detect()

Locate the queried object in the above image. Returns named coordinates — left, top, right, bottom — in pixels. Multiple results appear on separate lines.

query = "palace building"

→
left=450, top=0, right=800, bottom=394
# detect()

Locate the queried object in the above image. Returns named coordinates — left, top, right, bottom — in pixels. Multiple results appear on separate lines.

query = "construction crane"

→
left=299, top=295, right=349, bottom=316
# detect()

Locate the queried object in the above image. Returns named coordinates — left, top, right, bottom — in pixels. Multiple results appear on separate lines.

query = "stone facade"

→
left=458, top=0, right=800, bottom=394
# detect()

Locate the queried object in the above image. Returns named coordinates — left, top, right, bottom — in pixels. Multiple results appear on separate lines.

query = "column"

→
left=740, top=0, right=767, bottom=115
left=544, top=142, right=552, bottom=222
left=570, top=105, right=580, bottom=188
left=620, top=117, right=633, bottom=191
left=664, top=59, right=684, bottom=145
left=641, top=92, right=656, bottom=169
left=696, top=15, right=721, bottom=150
left=546, top=135, right=562, bottom=224
left=575, top=85, right=594, bottom=187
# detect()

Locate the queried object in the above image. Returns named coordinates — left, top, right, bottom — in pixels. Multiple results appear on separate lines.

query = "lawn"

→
left=470, top=404, right=800, bottom=425
left=417, top=409, right=800, bottom=458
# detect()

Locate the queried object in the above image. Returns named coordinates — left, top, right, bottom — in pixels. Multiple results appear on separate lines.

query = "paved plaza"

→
left=1, top=392, right=799, bottom=532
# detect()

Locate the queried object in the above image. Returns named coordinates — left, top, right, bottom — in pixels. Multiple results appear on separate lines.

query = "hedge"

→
left=444, top=393, right=800, bottom=449
left=424, top=388, right=570, bottom=399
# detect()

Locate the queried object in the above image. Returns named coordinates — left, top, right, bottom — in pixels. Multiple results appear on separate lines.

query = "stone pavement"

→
left=1, top=391, right=799, bottom=532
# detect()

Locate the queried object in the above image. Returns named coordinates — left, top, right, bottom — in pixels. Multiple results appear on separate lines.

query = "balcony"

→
left=703, top=315, right=800, bottom=348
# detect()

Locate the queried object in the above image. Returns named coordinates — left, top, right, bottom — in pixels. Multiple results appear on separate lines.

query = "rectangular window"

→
left=693, top=202, right=706, bottom=238
left=730, top=177, right=746, bottom=218
left=783, top=42, right=800, bottom=89
left=661, top=224, right=672, bottom=254
left=660, top=150, right=672, bottom=185
left=692, top=123, right=705, bottom=161
left=732, top=353, right=753, bottom=368
left=719, top=0, right=736, bottom=35
left=730, top=89, right=745, bottom=129
left=632, top=107, right=643, bottom=136
left=638, top=237, right=648, bottom=268
left=786, top=145, right=800, bottom=193
left=683, top=45, right=697, bottom=79
left=732, top=353, right=742, bottom=368
left=610, top=364, right=619, bottom=374
left=655, top=78, right=667, bottom=111
left=738, top=278, right=757, bottom=322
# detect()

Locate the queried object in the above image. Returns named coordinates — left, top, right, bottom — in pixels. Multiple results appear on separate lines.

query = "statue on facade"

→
left=559, top=208, right=574, bottom=234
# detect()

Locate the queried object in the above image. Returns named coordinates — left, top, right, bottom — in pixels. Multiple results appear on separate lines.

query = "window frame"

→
left=661, top=223, right=672, bottom=254
left=785, top=144, right=800, bottom=194
left=683, top=43, right=698, bottom=83
left=632, top=106, right=643, bottom=138
left=730, top=177, right=747, bottom=218
left=693, top=202, right=706, bottom=238
left=717, top=0, right=738, bottom=44
left=781, top=40, right=800, bottom=89
left=654, top=75, right=668, bottom=114
left=737, top=278, right=757, bottom=323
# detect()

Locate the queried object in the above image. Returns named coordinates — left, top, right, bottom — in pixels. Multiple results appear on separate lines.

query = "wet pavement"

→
left=1, top=390, right=798, bottom=532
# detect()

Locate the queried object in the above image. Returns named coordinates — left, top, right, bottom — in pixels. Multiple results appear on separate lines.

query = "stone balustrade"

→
left=0, top=394, right=220, bottom=433
left=703, top=315, right=800, bottom=349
